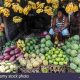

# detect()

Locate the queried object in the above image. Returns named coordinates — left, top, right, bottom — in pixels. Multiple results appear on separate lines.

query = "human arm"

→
left=52, top=17, right=56, bottom=30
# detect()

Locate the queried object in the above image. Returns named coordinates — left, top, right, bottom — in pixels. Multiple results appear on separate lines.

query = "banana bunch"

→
left=51, top=0, right=59, bottom=3
left=17, top=0, right=20, bottom=3
left=12, top=3, right=23, bottom=13
left=46, top=0, right=59, bottom=9
left=16, top=39, right=26, bottom=52
left=4, top=0, right=13, bottom=8
left=36, top=9, right=43, bottom=14
left=73, top=4, right=79, bottom=12
left=36, top=2, right=45, bottom=9
left=0, top=7, right=4, bottom=14
left=36, top=2, right=45, bottom=14
left=4, top=2, right=12, bottom=8
left=46, top=0, right=52, bottom=4
left=13, top=16, right=22, bottom=23
left=23, top=5, right=31, bottom=15
left=52, top=3, right=59, bottom=9
left=28, top=1, right=36, bottom=9
left=52, top=0, right=59, bottom=9
left=2, top=8, right=10, bottom=17
left=65, top=2, right=78, bottom=14
left=5, top=0, right=13, bottom=3
left=44, top=6, right=53, bottom=16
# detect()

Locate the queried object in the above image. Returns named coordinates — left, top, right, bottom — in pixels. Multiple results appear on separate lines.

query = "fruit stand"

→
left=0, top=0, right=80, bottom=73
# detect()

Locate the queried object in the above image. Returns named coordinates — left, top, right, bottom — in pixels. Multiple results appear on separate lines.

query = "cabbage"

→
left=70, top=63, right=77, bottom=70
left=70, top=50, right=77, bottom=57
left=71, top=44, right=79, bottom=50
left=73, top=35, right=79, bottom=41
left=73, top=57, right=80, bottom=65
left=75, top=68, right=80, bottom=73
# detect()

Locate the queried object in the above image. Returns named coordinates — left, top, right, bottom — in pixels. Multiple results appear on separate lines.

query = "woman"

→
left=49, top=8, right=69, bottom=37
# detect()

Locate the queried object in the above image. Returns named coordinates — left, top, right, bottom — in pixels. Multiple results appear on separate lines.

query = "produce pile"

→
left=45, top=48, right=68, bottom=65
left=0, top=61, right=18, bottom=73
left=0, top=35, right=80, bottom=73
left=18, top=53, right=48, bottom=70
left=0, top=45, right=24, bottom=62
left=62, top=35, right=80, bottom=73
left=17, top=35, right=53, bottom=54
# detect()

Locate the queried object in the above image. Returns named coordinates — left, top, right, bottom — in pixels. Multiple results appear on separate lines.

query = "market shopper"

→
left=49, top=8, right=69, bottom=37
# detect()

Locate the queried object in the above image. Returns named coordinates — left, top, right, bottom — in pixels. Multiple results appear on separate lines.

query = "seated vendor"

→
left=49, top=8, right=69, bottom=36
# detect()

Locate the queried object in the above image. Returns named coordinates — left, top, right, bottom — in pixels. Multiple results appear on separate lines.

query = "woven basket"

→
left=19, top=67, right=40, bottom=73
left=41, top=65, right=49, bottom=73
left=49, top=64, right=67, bottom=73
left=41, top=65, right=67, bottom=73
left=67, top=66, right=75, bottom=73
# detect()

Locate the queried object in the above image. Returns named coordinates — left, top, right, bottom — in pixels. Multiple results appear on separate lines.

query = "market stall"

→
left=0, top=0, right=80, bottom=73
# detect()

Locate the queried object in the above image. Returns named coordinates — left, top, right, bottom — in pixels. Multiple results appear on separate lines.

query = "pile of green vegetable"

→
left=25, top=35, right=53, bottom=54
left=0, top=61, right=18, bottom=73
left=62, top=35, right=80, bottom=73
left=45, top=48, right=68, bottom=66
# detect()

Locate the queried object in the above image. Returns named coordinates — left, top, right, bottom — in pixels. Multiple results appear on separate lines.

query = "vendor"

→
left=49, top=8, right=69, bottom=36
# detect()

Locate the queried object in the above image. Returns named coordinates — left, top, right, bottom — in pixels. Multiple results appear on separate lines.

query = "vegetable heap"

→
left=0, top=61, right=18, bottom=73
left=62, top=35, right=80, bottom=73
left=18, top=53, right=48, bottom=70
left=0, top=45, right=24, bottom=62
left=45, top=48, right=68, bottom=65
left=24, top=35, right=53, bottom=54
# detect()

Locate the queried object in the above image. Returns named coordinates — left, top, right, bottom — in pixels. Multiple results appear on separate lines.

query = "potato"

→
left=32, top=61, right=39, bottom=68
left=26, top=63, right=33, bottom=70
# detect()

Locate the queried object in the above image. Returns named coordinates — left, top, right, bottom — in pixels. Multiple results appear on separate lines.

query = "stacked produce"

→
left=65, top=2, right=78, bottom=14
left=13, top=16, right=23, bottom=23
left=4, top=0, right=12, bottom=8
left=25, top=35, right=53, bottom=54
left=16, top=39, right=26, bottom=52
left=18, top=53, right=48, bottom=70
left=45, top=48, right=68, bottom=66
left=62, top=35, right=80, bottom=73
left=0, top=45, right=24, bottom=62
left=2, top=41, right=15, bottom=53
left=0, top=61, right=18, bottom=73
